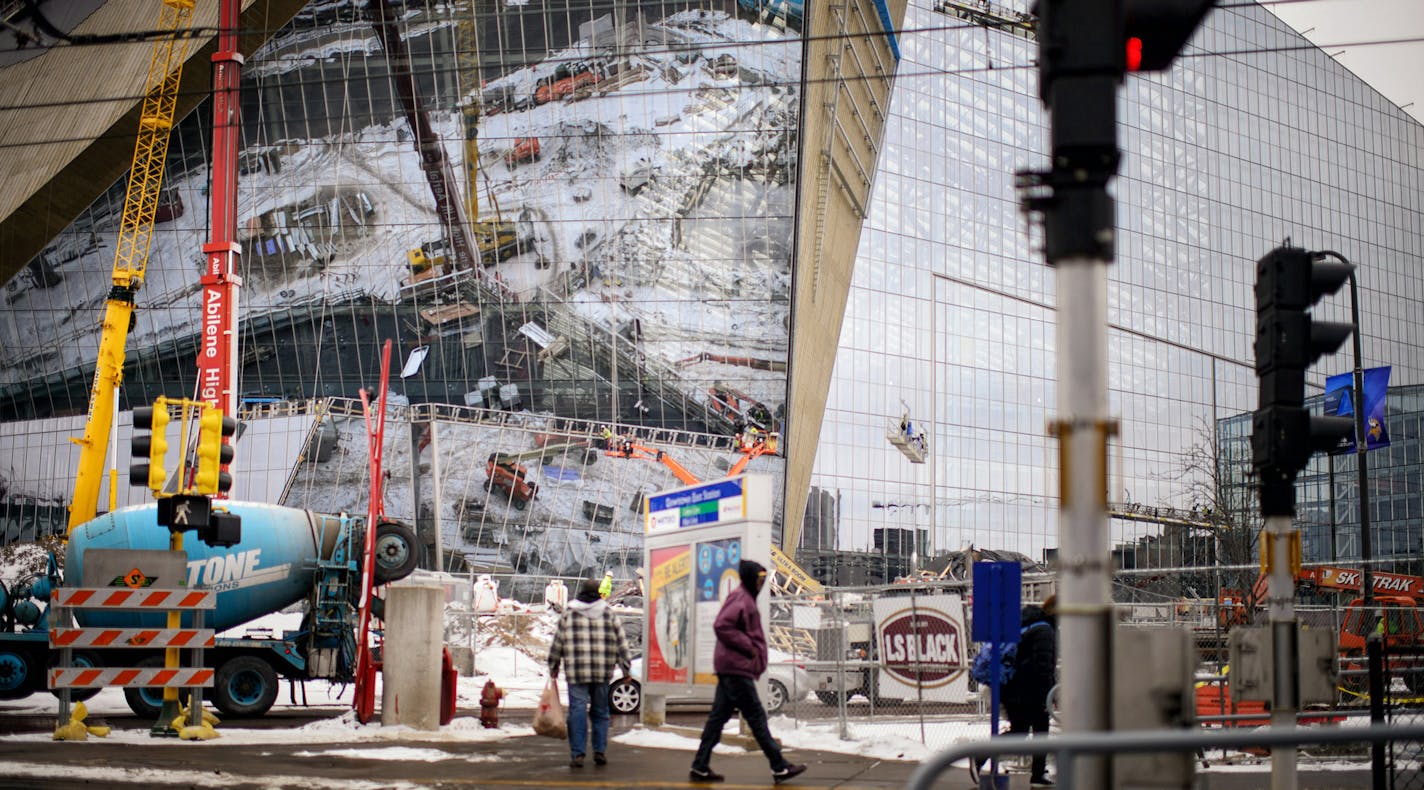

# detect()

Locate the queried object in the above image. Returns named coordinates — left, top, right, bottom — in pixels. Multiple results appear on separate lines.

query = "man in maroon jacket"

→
left=688, top=560, right=808, bottom=784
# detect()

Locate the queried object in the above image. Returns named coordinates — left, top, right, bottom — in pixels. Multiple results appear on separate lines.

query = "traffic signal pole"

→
left=1263, top=512, right=1299, bottom=789
left=1023, top=3, right=1212, bottom=785
left=1021, top=3, right=1122, bottom=785
left=1253, top=247, right=1355, bottom=790
left=1053, top=260, right=1115, bottom=789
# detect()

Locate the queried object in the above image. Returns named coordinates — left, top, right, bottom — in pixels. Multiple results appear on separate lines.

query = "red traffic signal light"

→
left=1123, top=0, right=1214, bottom=72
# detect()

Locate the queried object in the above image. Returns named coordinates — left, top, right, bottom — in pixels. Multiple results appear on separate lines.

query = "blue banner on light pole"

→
left=1325, top=366, right=1391, bottom=453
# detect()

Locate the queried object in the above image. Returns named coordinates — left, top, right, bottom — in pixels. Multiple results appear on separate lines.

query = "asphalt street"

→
left=0, top=704, right=1398, bottom=789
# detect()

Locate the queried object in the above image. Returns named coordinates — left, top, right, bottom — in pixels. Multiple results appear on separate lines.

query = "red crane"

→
left=194, top=0, right=244, bottom=485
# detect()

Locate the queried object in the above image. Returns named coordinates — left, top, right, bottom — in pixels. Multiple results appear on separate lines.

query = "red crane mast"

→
left=196, top=0, right=244, bottom=429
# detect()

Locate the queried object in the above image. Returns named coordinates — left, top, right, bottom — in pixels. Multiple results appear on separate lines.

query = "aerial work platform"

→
left=887, top=415, right=928, bottom=463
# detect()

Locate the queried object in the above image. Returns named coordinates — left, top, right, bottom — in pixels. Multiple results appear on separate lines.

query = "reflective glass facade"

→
left=0, top=1, right=804, bottom=575
left=1219, top=384, right=1424, bottom=569
left=809, top=0, right=1424, bottom=576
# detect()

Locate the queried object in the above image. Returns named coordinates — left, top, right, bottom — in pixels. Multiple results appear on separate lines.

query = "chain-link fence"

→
left=1396, top=702, right=1424, bottom=789
left=432, top=562, right=1423, bottom=763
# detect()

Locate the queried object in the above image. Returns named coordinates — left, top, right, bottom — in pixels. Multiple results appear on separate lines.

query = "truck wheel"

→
left=213, top=656, right=279, bottom=717
left=49, top=650, right=102, bottom=702
left=123, top=656, right=168, bottom=718
left=372, top=520, right=419, bottom=584
left=814, top=690, right=842, bottom=706
left=0, top=648, right=37, bottom=700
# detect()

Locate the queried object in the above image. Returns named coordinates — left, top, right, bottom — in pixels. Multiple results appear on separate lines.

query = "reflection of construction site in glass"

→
left=0, top=3, right=802, bottom=583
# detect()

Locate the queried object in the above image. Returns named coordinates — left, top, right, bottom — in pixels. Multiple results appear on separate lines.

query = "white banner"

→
left=871, top=593, right=969, bottom=703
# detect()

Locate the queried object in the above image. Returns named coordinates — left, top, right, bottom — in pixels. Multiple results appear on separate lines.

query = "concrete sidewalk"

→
left=0, top=705, right=1392, bottom=789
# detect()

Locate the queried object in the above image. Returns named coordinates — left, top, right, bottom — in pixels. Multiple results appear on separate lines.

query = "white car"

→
left=609, top=654, right=813, bottom=715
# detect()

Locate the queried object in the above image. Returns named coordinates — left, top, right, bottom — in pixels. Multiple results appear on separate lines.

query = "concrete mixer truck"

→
left=0, top=501, right=419, bottom=718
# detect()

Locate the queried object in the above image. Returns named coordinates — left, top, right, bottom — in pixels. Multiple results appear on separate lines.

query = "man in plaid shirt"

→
left=548, top=578, right=633, bottom=768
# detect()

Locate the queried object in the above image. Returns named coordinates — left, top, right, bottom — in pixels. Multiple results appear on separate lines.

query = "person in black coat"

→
left=1003, top=594, right=1057, bottom=786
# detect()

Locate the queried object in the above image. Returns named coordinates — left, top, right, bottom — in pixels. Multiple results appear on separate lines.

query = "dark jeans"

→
left=691, top=675, right=789, bottom=772
left=567, top=681, right=610, bottom=758
left=1006, top=702, right=1051, bottom=779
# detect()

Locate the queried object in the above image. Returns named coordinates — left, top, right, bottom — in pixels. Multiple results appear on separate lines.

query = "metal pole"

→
left=1366, top=633, right=1385, bottom=790
left=1264, top=513, right=1298, bottom=790
left=430, top=421, right=443, bottom=571
left=1055, top=259, right=1113, bottom=789
left=609, top=320, right=619, bottom=421
left=1347, top=272, right=1373, bottom=605
left=906, top=723, right=1424, bottom=790
left=1328, top=455, right=1337, bottom=563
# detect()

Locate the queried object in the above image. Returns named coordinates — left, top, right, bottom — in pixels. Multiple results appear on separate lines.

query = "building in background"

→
left=805, top=0, right=1424, bottom=583
left=1218, top=383, right=1424, bottom=572
left=0, top=0, right=903, bottom=583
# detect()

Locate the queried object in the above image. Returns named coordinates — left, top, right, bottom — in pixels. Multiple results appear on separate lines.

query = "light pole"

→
left=1316, top=251, right=1373, bottom=606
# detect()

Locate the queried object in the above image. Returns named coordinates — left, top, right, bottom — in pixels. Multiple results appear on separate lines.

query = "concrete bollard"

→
left=448, top=645, right=476, bottom=676
left=381, top=580, right=445, bottom=730
left=641, top=692, right=667, bottom=727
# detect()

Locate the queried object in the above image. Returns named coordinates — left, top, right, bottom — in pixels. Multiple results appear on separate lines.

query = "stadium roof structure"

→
left=0, top=0, right=306, bottom=284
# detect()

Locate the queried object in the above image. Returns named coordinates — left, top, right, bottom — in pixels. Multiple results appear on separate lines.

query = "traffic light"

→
left=193, top=407, right=237, bottom=496
left=1122, top=0, right=1214, bottom=73
left=1252, top=246, right=1357, bottom=515
left=198, top=511, right=242, bottom=548
left=129, top=397, right=171, bottom=491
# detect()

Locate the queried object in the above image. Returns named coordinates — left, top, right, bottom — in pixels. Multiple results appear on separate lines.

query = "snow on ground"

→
left=0, top=586, right=1387, bottom=783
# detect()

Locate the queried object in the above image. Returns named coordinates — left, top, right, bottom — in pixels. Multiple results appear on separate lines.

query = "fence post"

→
left=1366, top=632, right=1385, bottom=790
left=836, top=590, right=849, bottom=740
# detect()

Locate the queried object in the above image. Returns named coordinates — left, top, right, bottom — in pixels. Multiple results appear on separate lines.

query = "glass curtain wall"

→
left=0, top=1, right=804, bottom=571
left=809, top=0, right=1424, bottom=581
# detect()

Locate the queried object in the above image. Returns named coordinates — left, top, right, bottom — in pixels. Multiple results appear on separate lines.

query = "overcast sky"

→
left=1269, top=0, right=1424, bottom=124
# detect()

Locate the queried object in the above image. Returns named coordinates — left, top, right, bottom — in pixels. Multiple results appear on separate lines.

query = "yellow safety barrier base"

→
left=52, top=701, right=111, bottom=741
left=175, top=703, right=221, bottom=741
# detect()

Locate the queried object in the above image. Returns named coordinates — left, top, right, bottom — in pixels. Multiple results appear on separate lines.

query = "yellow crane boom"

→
left=67, top=0, right=196, bottom=534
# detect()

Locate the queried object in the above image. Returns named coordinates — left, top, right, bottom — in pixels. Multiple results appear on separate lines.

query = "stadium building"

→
left=0, top=0, right=1420, bottom=586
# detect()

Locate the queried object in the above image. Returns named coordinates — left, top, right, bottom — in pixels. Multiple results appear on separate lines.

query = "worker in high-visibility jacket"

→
left=598, top=571, right=614, bottom=600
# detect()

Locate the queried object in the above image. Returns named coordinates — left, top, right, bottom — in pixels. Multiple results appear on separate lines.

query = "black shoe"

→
left=772, top=764, right=807, bottom=784
left=689, top=767, right=725, bottom=783
left=593, top=752, right=607, bottom=766
left=1030, top=777, right=1054, bottom=787
left=570, top=754, right=584, bottom=768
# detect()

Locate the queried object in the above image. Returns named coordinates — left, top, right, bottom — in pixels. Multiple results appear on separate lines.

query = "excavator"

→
left=66, top=0, right=196, bottom=533
left=398, top=6, right=528, bottom=281
left=482, top=441, right=602, bottom=509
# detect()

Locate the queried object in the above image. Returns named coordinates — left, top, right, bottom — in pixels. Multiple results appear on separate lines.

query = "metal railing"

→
left=906, top=723, right=1424, bottom=790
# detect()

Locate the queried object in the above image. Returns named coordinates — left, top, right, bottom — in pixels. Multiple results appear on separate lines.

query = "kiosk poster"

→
left=693, top=537, right=743, bottom=683
left=647, top=544, right=692, bottom=684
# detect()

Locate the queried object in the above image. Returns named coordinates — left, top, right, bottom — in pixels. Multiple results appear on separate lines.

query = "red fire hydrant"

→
left=479, top=679, right=504, bottom=728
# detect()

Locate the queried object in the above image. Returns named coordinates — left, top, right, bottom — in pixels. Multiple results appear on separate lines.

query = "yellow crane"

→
left=67, top=0, right=196, bottom=534
left=461, top=102, right=524, bottom=262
